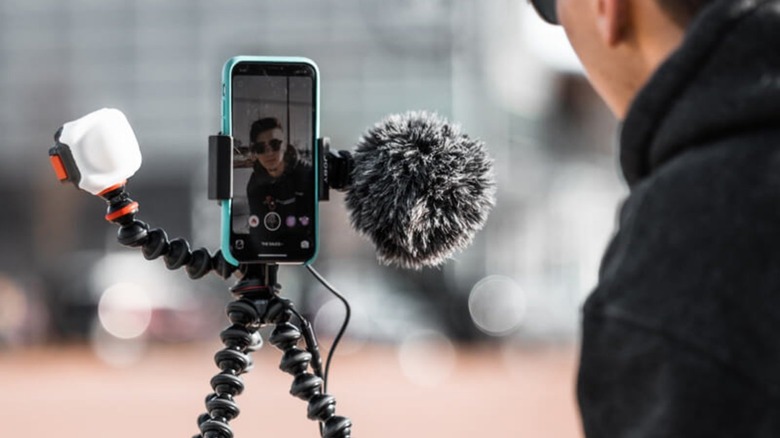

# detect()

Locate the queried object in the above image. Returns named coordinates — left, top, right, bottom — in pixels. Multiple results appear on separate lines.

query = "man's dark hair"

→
left=250, top=117, right=283, bottom=143
left=657, top=0, right=715, bottom=27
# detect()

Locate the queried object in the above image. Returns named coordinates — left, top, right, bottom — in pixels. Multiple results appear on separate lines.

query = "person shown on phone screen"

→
left=245, top=116, right=313, bottom=246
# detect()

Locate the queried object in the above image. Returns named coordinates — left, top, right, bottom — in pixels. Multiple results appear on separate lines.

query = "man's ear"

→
left=597, top=0, right=629, bottom=46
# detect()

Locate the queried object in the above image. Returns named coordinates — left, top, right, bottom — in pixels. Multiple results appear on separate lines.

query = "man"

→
left=246, top=117, right=314, bottom=247
left=530, top=0, right=780, bottom=436
left=249, top=117, right=290, bottom=179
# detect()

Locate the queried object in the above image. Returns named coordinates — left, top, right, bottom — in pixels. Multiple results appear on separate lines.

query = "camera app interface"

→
left=230, top=64, right=316, bottom=261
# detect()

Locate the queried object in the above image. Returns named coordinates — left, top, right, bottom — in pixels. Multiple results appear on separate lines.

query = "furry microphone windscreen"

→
left=345, top=111, right=496, bottom=270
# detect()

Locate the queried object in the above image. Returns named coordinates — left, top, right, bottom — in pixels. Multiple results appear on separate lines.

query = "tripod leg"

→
left=195, top=297, right=267, bottom=438
left=265, top=297, right=353, bottom=438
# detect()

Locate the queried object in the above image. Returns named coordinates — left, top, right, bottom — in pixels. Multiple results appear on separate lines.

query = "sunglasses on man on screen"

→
left=251, top=139, right=283, bottom=154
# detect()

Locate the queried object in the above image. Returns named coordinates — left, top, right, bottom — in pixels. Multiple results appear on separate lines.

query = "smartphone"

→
left=221, top=56, right=320, bottom=265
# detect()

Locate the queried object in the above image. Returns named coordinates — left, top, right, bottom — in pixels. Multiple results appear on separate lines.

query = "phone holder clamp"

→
left=206, top=134, right=353, bottom=203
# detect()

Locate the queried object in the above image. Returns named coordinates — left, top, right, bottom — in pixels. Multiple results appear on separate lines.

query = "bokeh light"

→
left=90, top=320, right=147, bottom=367
left=0, top=276, right=27, bottom=332
left=97, top=282, right=152, bottom=340
left=0, top=276, right=28, bottom=344
left=468, top=275, right=527, bottom=336
left=313, top=298, right=369, bottom=356
left=397, top=330, right=456, bottom=387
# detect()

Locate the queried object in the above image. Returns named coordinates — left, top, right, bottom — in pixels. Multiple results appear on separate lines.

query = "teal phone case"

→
left=220, top=56, right=321, bottom=267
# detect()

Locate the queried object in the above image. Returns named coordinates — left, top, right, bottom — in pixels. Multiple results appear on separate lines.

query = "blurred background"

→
left=0, top=0, right=624, bottom=436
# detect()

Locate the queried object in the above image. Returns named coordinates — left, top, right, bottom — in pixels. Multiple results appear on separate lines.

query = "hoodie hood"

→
left=620, top=0, right=780, bottom=187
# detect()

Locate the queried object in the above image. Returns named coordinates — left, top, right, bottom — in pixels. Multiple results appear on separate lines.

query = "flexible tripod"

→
left=100, top=182, right=352, bottom=438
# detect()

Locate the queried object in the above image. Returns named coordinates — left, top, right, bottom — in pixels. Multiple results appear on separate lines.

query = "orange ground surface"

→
left=0, top=342, right=583, bottom=437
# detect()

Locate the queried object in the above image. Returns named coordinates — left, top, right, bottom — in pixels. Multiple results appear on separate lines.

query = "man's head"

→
left=250, top=117, right=286, bottom=176
left=530, top=0, right=714, bottom=118
left=530, top=0, right=712, bottom=26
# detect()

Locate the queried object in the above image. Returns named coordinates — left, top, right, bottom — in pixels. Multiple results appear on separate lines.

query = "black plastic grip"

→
left=209, top=134, right=233, bottom=201
left=319, top=136, right=354, bottom=202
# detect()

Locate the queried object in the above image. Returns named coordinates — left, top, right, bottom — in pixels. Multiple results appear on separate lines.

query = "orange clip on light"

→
left=49, top=153, right=69, bottom=182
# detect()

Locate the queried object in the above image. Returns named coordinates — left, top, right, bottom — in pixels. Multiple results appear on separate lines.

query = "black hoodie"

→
left=578, top=0, right=780, bottom=436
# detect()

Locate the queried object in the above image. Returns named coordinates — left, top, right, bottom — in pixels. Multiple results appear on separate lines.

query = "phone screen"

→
left=228, top=61, right=318, bottom=263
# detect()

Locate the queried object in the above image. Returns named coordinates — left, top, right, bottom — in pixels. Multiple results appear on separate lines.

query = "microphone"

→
left=339, top=111, right=496, bottom=270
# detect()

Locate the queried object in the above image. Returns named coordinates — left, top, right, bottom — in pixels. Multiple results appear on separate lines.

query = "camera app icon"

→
left=264, top=212, right=281, bottom=231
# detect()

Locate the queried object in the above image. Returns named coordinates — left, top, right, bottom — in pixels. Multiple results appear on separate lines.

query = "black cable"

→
left=306, top=264, right=352, bottom=394
left=287, top=306, right=324, bottom=379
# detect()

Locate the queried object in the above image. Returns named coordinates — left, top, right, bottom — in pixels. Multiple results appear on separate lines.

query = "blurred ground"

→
left=0, top=342, right=582, bottom=437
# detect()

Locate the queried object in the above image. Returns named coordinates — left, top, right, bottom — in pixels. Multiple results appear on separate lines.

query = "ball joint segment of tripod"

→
left=196, top=287, right=266, bottom=438
left=195, top=280, right=352, bottom=438
left=264, top=295, right=351, bottom=438
left=98, top=183, right=237, bottom=280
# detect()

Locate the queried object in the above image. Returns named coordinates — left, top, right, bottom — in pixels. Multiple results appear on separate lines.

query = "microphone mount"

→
left=319, top=137, right=355, bottom=199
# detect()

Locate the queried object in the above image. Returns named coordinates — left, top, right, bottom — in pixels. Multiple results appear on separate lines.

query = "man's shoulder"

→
left=289, top=159, right=314, bottom=180
left=588, top=133, right=780, bottom=392
left=598, top=133, right=780, bottom=302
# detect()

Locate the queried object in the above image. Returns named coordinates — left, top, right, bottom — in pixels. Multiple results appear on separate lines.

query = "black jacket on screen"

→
left=578, top=0, right=780, bottom=436
left=246, top=158, right=314, bottom=250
